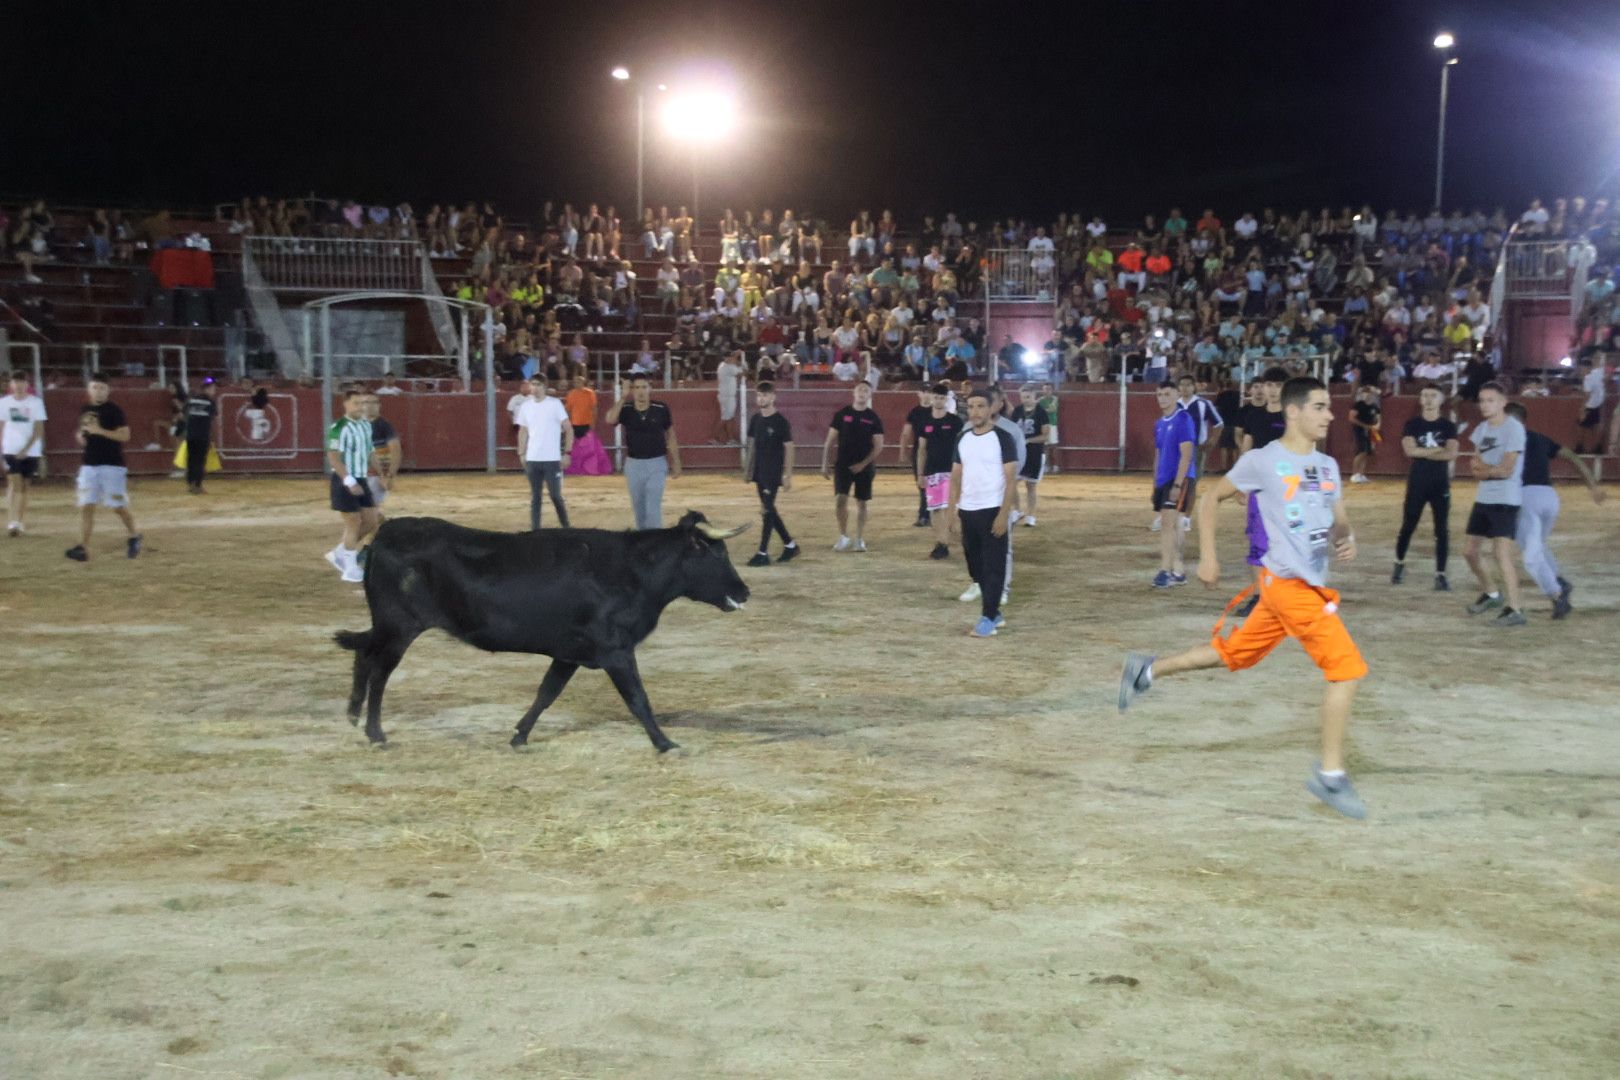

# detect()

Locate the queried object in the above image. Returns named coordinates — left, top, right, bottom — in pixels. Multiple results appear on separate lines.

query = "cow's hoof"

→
left=657, top=742, right=685, bottom=758
left=346, top=712, right=361, bottom=727
left=509, top=735, right=529, bottom=751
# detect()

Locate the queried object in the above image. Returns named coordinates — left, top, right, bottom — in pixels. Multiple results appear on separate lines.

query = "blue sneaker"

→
left=992, top=612, right=1006, bottom=629
left=1305, top=767, right=1367, bottom=819
left=1151, top=570, right=1172, bottom=589
left=1168, top=572, right=1187, bottom=586
left=970, top=616, right=998, bottom=638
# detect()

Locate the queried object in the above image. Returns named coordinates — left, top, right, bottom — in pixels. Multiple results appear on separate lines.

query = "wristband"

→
left=343, top=475, right=357, bottom=487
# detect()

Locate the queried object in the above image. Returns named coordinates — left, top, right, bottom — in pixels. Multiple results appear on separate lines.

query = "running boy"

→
left=1119, top=377, right=1368, bottom=819
left=1504, top=401, right=1605, bottom=619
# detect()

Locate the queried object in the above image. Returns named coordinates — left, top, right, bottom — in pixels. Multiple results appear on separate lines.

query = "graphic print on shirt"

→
left=1275, top=458, right=1338, bottom=557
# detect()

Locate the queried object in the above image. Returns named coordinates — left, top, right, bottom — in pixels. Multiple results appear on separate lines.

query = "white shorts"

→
left=366, top=477, right=388, bottom=505
left=77, top=465, right=129, bottom=509
left=718, top=396, right=738, bottom=421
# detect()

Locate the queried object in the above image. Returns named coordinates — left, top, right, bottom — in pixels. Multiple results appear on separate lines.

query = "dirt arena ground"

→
left=2, top=468, right=1617, bottom=1079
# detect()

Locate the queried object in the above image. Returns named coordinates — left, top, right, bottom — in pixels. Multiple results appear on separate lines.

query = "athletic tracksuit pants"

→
left=1517, top=485, right=1563, bottom=598
left=959, top=507, right=1009, bottom=620
left=1395, top=473, right=1449, bottom=572
left=756, top=480, right=793, bottom=552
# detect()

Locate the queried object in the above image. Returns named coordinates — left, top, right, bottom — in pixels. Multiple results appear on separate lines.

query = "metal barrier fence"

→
left=8, top=342, right=229, bottom=387
left=1502, top=238, right=1581, bottom=299
left=986, top=247, right=1059, bottom=300
left=243, top=237, right=426, bottom=293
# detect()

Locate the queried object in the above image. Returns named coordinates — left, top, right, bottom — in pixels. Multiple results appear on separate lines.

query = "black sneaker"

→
left=1466, top=592, right=1503, bottom=615
left=1433, top=572, right=1450, bottom=592
left=776, top=544, right=800, bottom=564
left=64, top=544, right=88, bottom=562
left=1551, top=594, right=1573, bottom=620
left=1556, top=576, right=1571, bottom=598
left=1390, top=562, right=1405, bottom=585
left=746, top=552, right=771, bottom=567
left=127, top=534, right=143, bottom=559
left=913, top=513, right=931, bottom=528
left=929, top=542, right=949, bottom=560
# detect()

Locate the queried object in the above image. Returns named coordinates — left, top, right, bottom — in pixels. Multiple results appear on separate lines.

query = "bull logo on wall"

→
left=235, top=402, right=282, bottom=445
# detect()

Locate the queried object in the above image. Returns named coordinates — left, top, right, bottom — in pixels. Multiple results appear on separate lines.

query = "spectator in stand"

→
left=9, top=199, right=53, bottom=283
left=714, top=350, right=744, bottom=445
left=1117, top=242, right=1147, bottom=292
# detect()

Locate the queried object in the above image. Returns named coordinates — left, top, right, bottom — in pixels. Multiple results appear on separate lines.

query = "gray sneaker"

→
left=1117, top=652, right=1155, bottom=713
left=1493, top=608, right=1527, bottom=627
left=1466, top=592, right=1503, bottom=615
left=1305, top=767, right=1367, bottom=819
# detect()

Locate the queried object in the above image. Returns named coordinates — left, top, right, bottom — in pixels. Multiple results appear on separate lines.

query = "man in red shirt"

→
left=1117, top=243, right=1146, bottom=293
left=1145, top=250, right=1172, bottom=283
left=1195, top=208, right=1224, bottom=238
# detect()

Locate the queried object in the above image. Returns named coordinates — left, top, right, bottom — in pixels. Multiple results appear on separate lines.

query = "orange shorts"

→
left=1212, top=573, right=1368, bottom=682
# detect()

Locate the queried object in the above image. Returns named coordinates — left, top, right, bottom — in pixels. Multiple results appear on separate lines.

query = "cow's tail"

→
left=334, top=629, right=372, bottom=652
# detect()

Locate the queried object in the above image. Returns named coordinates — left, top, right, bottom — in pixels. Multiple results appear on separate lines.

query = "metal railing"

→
left=16, top=341, right=234, bottom=386
left=986, top=247, right=1060, bottom=301
left=243, top=237, right=426, bottom=293
left=1502, top=238, right=1582, bottom=299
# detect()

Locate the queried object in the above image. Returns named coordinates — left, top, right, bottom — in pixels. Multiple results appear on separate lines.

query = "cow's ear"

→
left=676, top=510, right=705, bottom=530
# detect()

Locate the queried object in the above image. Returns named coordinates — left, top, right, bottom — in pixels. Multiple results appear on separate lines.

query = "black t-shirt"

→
left=747, top=411, right=793, bottom=483
left=916, top=410, right=965, bottom=475
left=904, top=404, right=932, bottom=443
left=370, top=416, right=399, bottom=471
left=1352, top=400, right=1381, bottom=435
left=619, top=401, right=673, bottom=459
left=184, top=395, right=217, bottom=440
left=1010, top=404, right=1050, bottom=449
left=1214, top=389, right=1240, bottom=425
left=80, top=401, right=128, bottom=467
left=1522, top=430, right=1560, bottom=487
left=1357, top=358, right=1386, bottom=388
left=1240, top=404, right=1285, bottom=450
left=1402, top=415, right=1457, bottom=485
left=830, top=407, right=884, bottom=468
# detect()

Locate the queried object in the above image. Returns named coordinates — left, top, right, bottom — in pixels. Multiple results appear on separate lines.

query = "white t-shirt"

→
left=1027, top=236, right=1055, bottom=254
left=953, top=425, right=1018, bottom=511
left=506, top=392, right=530, bottom=423
left=1085, top=220, right=1107, bottom=239
left=374, top=385, right=404, bottom=396
left=1, top=394, right=47, bottom=456
left=1584, top=366, right=1607, bottom=408
left=716, top=359, right=743, bottom=400
left=516, top=396, right=569, bottom=462
left=831, top=360, right=858, bottom=381
left=1234, top=216, right=1258, bottom=239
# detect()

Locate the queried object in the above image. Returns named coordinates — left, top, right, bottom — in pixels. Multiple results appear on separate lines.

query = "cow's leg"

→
left=602, top=655, right=678, bottom=753
left=511, top=659, right=579, bottom=748
left=347, top=647, right=371, bottom=725
left=363, top=633, right=417, bottom=745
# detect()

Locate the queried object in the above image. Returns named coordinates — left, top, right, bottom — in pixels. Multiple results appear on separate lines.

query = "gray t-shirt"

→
left=1468, top=416, right=1526, bottom=506
left=1226, top=441, right=1343, bottom=587
left=994, top=414, right=1027, bottom=470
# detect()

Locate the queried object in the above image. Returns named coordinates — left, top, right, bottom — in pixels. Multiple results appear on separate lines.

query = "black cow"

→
left=334, top=511, right=751, bottom=752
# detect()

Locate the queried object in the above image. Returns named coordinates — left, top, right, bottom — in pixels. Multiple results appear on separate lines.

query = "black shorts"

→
left=1152, top=477, right=1196, bottom=513
left=573, top=424, right=591, bottom=439
left=330, top=473, right=377, bottom=513
left=1018, top=449, right=1044, bottom=483
left=4, top=455, right=39, bottom=479
left=833, top=464, right=874, bottom=501
left=1353, top=429, right=1374, bottom=454
left=1579, top=407, right=1601, bottom=430
left=1465, top=502, right=1519, bottom=539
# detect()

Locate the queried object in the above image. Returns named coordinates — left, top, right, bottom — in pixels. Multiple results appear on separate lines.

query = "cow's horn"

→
left=696, top=522, right=749, bottom=541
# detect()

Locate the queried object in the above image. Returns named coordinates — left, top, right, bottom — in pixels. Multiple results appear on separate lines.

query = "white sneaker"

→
left=325, top=548, right=347, bottom=574
left=6, top=522, right=20, bottom=537
left=1180, top=515, right=1191, bottom=532
left=853, top=539, right=867, bottom=552
left=24, top=273, right=43, bottom=285
left=1009, top=509, right=1024, bottom=525
left=341, top=564, right=365, bottom=583
left=1149, top=516, right=1162, bottom=532
left=959, top=582, right=981, bottom=602
left=1001, top=590, right=1010, bottom=606
left=833, top=535, right=852, bottom=552
left=1022, top=515, right=1037, bottom=527
left=1352, top=473, right=1368, bottom=484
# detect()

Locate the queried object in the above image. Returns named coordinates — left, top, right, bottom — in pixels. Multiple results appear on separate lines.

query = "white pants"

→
left=1516, top=485, right=1562, bottom=598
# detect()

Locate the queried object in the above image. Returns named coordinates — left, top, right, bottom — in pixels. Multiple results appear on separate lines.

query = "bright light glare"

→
left=1433, top=32, right=1455, bottom=49
left=1559, top=355, right=1574, bottom=368
left=661, top=90, right=737, bottom=142
left=611, top=66, right=630, bottom=80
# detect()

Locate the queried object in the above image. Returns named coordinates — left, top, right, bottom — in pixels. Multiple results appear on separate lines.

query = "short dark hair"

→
left=1177, top=373, right=1196, bottom=386
left=930, top=382, right=950, bottom=395
left=88, top=372, right=109, bottom=385
left=1281, top=376, right=1326, bottom=411
left=967, top=389, right=993, bottom=404
left=756, top=380, right=775, bottom=394
left=344, top=388, right=366, bottom=400
left=630, top=374, right=651, bottom=385
left=1261, top=366, right=1291, bottom=384
left=1478, top=380, right=1506, bottom=397
left=1504, top=401, right=1528, bottom=421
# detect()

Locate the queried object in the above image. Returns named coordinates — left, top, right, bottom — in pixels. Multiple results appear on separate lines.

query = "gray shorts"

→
left=77, top=465, right=130, bottom=509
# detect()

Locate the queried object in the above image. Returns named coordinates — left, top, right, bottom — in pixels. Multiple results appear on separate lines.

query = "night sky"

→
left=5, top=0, right=1618, bottom=225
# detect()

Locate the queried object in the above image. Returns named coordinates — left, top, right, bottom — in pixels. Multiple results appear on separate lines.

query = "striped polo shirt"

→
left=327, top=417, right=373, bottom=478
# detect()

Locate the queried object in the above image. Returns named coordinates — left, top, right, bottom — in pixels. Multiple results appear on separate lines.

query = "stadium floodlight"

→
left=1433, top=32, right=1455, bottom=50
left=661, top=90, right=737, bottom=143
left=611, top=65, right=630, bottom=81
left=1432, top=32, right=1459, bottom=209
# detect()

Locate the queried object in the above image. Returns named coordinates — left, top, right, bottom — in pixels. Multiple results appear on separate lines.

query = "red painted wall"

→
left=37, top=385, right=1607, bottom=481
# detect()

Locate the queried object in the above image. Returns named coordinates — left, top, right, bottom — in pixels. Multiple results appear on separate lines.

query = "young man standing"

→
left=899, top=388, right=934, bottom=527
left=1348, top=383, right=1381, bottom=483
left=1009, top=384, right=1051, bottom=526
left=1038, top=382, right=1061, bottom=473
left=182, top=380, right=218, bottom=494
left=713, top=349, right=744, bottom=445
left=516, top=376, right=573, bottom=530
left=1462, top=383, right=1528, bottom=626
left=1574, top=355, right=1607, bottom=455
left=1150, top=383, right=1197, bottom=588
left=66, top=375, right=142, bottom=562
left=2, top=371, right=47, bottom=536
left=364, top=391, right=402, bottom=520
left=822, top=380, right=884, bottom=551
left=914, top=381, right=964, bottom=560
left=1177, top=372, right=1223, bottom=479
left=606, top=375, right=681, bottom=529
left=1504, top=401, right=1605, bottom=619
left=324, top=388, right=374, bottom=583
left=1392, top=384, right=1458, bottom=590
left=1119, top=377, right=1368, bottom=819
left=949, top=389, right=1018, bottom=638
left=743, top=380, right=798, bottom=567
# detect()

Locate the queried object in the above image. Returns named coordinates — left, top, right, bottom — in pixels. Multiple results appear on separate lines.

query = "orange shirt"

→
left=565, top=386, right=597, bottom=427
left=1118, top=248, right=1145, bottom=273
left=1145, top=253, right=1172, bottom=275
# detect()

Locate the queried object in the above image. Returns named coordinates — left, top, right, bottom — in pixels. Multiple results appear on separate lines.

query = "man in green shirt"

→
left=1038, top=382, right=1060, bottom=473
left=325, top=389, right=376, bottom=583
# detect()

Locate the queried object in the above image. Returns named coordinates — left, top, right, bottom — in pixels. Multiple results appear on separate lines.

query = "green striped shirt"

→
left=327, top=417, right=373, bottom=478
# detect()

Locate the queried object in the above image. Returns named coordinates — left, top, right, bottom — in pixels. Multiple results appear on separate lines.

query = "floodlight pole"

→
left=1434, top=59, right=1451, bottom=210
left=636, top=90, right=645, bottom=224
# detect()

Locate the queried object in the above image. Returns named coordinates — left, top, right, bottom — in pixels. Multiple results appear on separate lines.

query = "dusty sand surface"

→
left=2, top=469, right=1618, bottom=1080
